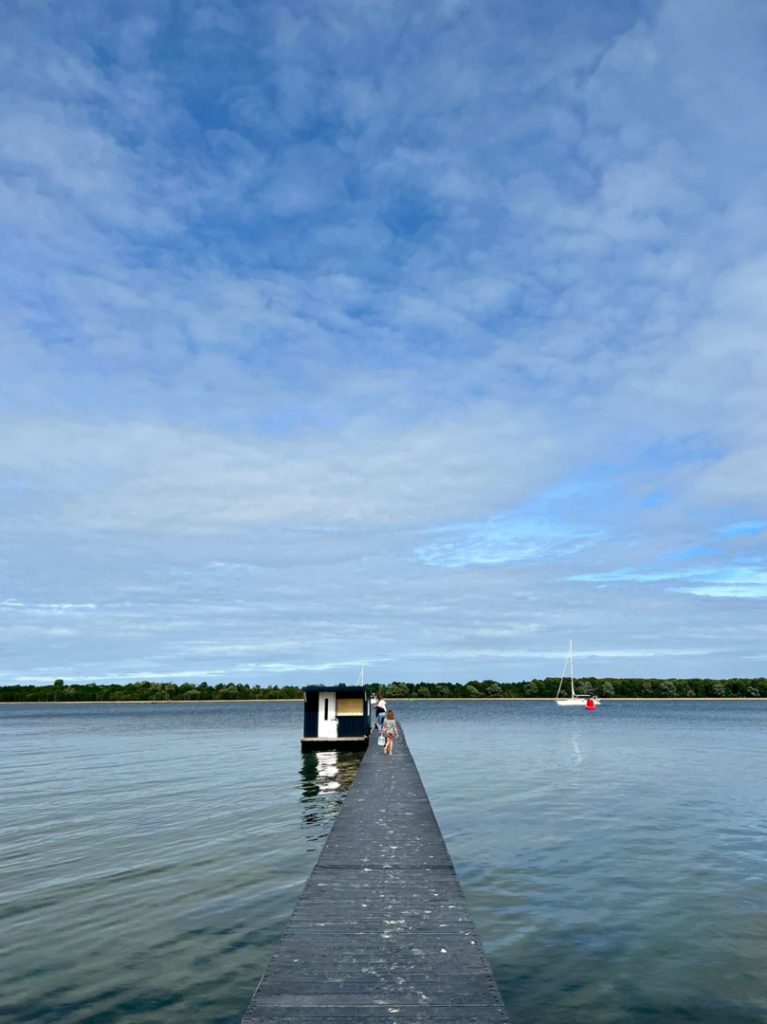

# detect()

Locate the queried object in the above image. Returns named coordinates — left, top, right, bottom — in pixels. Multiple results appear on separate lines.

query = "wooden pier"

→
left=241, top=730, right=510, bottom=1023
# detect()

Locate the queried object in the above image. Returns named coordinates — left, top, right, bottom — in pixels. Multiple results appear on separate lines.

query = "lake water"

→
left=1, top=700, right=765, bottom=1024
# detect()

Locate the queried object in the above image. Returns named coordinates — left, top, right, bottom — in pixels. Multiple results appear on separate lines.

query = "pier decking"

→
left=241, top=730, right=510, bottom=1023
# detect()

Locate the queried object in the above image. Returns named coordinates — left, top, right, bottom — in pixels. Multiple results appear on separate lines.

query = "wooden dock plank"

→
left=241, top=731, right=510, bottom=1023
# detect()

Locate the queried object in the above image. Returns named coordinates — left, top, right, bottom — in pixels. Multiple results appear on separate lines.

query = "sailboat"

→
left=555, top=640, right=600, bottom=708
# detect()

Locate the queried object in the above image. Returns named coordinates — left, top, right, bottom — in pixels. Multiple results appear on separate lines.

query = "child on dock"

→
left=381, top=709, right=399, bottom=755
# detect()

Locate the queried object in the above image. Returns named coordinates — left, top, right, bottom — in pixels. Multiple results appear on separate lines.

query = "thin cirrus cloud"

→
left=720, top=521, right=767, bottom=539
left=415, top=515, right=602, bottom=569
left=1, top=0, right=766, bottom=685
left=571, top=566, right=767, bottom=600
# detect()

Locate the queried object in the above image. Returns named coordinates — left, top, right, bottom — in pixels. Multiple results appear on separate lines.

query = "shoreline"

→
left=2, top=697, right=766, bottom=705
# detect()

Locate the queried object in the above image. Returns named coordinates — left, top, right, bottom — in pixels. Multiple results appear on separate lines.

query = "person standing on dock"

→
left=375, top=696, right=387, bottom=731
left=381, top=709, right=399, bottom=755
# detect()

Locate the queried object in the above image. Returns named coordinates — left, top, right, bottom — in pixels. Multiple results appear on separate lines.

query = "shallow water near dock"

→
left=1, top=700, right=766, bottom=1024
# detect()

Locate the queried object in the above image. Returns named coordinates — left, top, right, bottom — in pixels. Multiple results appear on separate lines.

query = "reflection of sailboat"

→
left=555, top=640, right=600, bottom=709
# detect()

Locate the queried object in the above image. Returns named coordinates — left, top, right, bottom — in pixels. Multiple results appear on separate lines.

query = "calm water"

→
left=1, top=701, right=765, bottom=1024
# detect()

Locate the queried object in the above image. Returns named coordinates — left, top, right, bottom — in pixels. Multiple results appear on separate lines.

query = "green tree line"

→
left=0, top=680, right=304, bottom=702
left=380, top=677, right=767, bottom=698
left=2, top=677, right=767, bottom=701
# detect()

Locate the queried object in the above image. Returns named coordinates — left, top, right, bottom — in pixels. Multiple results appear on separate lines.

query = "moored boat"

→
left=555, top=640, right=600, bottom=709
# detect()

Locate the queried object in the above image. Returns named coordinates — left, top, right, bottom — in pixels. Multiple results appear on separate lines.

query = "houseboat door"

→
left=317, top=691, right=338, bottom=739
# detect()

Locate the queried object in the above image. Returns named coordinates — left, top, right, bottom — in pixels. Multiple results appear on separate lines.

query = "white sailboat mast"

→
left=569, top=638, right=575, bottom=699
left=556, top=643, right=569, bottom=699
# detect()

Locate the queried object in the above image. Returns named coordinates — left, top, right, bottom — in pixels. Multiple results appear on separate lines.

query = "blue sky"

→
left=2, top=0, right=766, bottom=686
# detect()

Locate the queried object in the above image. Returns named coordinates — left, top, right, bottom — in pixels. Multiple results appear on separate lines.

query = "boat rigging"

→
left=555, top=640, right=600, bottom=709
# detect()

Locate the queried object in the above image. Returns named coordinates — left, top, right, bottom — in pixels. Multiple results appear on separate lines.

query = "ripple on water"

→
left=2, top=700, right=767, bottom=1024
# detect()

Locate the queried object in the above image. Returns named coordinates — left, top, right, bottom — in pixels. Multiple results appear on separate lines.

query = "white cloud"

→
left=2, top=0, right=767, bottom=684
left=0, top=600, right=97, bottom=614
left=0, top=407, right=562, bottom=532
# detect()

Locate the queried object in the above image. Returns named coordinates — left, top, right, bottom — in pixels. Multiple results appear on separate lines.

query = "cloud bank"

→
left=1, top=0, right=766, bottom=684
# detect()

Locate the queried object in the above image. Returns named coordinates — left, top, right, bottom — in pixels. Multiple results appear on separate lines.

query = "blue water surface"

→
left=1, top=700, right=765, bottom=1023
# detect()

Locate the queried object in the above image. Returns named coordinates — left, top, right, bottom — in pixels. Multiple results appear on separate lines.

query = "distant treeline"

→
left=2, top=677, right=767, bottom=702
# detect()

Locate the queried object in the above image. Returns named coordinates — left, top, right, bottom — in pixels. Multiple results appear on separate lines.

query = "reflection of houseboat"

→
left=299, top=748, right=366, bottom=835
left=301, top=685, right=371, bottom=750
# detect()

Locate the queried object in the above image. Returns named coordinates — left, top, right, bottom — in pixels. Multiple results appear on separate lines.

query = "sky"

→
left=1, top=0, right=766, bottom=687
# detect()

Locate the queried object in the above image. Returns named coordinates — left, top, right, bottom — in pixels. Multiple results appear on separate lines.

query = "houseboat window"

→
left=337, top=698, right=364, bottom=716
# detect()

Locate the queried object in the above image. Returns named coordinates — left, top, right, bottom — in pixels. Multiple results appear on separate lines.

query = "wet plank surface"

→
left=241, top=729, right=511, bottom=1023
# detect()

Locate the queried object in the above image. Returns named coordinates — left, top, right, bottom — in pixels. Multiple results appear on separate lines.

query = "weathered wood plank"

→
left=240, top=730, right=510, bottom=1023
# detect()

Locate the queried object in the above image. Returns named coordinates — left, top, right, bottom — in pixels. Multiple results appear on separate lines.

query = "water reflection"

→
left=299, top=750, right=363, bottom=841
